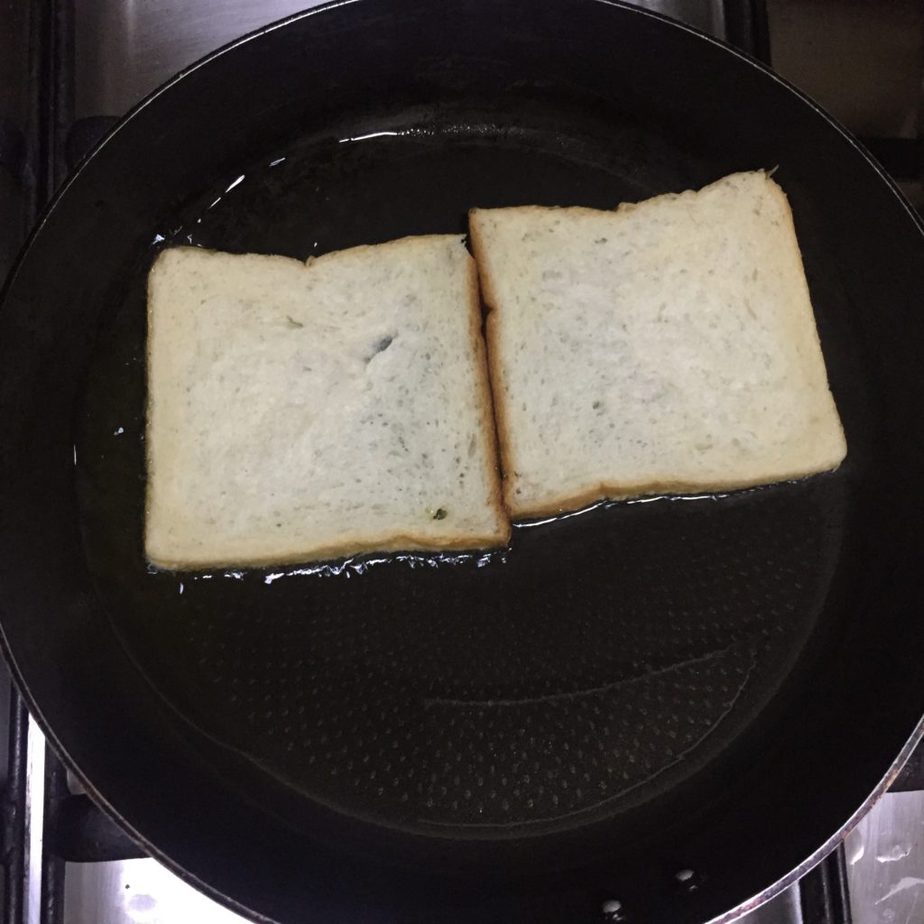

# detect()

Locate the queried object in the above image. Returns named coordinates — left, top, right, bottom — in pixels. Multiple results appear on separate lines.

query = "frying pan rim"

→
left=2, top=1, right=923, bottom=922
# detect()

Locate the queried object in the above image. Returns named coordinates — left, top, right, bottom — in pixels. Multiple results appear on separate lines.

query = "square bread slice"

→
left=145, top=236, right=509, bottom=569
left=469, top=171, right=847, bottom=518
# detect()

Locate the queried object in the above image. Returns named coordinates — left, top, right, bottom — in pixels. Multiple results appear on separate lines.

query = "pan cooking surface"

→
left=76, top=100, right=851, bottom=838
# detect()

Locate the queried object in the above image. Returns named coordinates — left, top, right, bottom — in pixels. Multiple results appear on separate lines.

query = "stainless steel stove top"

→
left=73, top=0, right=730, bottom=120
left=3, top=1, right=923, bottom=922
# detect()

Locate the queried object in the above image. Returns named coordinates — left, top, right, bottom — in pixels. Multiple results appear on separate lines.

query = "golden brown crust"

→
left=468, top=210, right=520, bottom=517
left=147, top=528, right=510, bottom=572
left=508, top=465, right=844, bottom=520
left=463, top=248, right=512, bottom=545
left=142, top=248, right=167, bottom=561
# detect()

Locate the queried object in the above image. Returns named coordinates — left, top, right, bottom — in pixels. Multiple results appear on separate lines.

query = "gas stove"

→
left=1, top=2, right=922, bottom=922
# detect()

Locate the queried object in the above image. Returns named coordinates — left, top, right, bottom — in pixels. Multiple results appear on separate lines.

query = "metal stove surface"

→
left=3, top=1, right=923, bottom=922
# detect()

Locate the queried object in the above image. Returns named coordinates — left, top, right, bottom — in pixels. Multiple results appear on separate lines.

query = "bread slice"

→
left=469, top=171, right=847, bottom=518
left=145, top=236, right=509, bottom=569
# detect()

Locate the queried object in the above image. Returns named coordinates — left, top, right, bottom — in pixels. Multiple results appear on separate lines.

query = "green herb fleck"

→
left=433, top=508, right=447, bottom=520
left=286, top=315, right=304, bottom=328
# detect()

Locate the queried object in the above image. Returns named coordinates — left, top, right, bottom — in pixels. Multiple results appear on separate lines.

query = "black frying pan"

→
left=2, top=1, right=924, bottom=921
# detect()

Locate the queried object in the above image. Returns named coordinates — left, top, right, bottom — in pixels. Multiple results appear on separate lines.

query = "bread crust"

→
left=462, top=248, right=512, bottom=546
left=146, top=529, right=511, bottom=572
left=468, top=211, right=521, bottom=516
left=505, top=468, right=843, bottom=521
